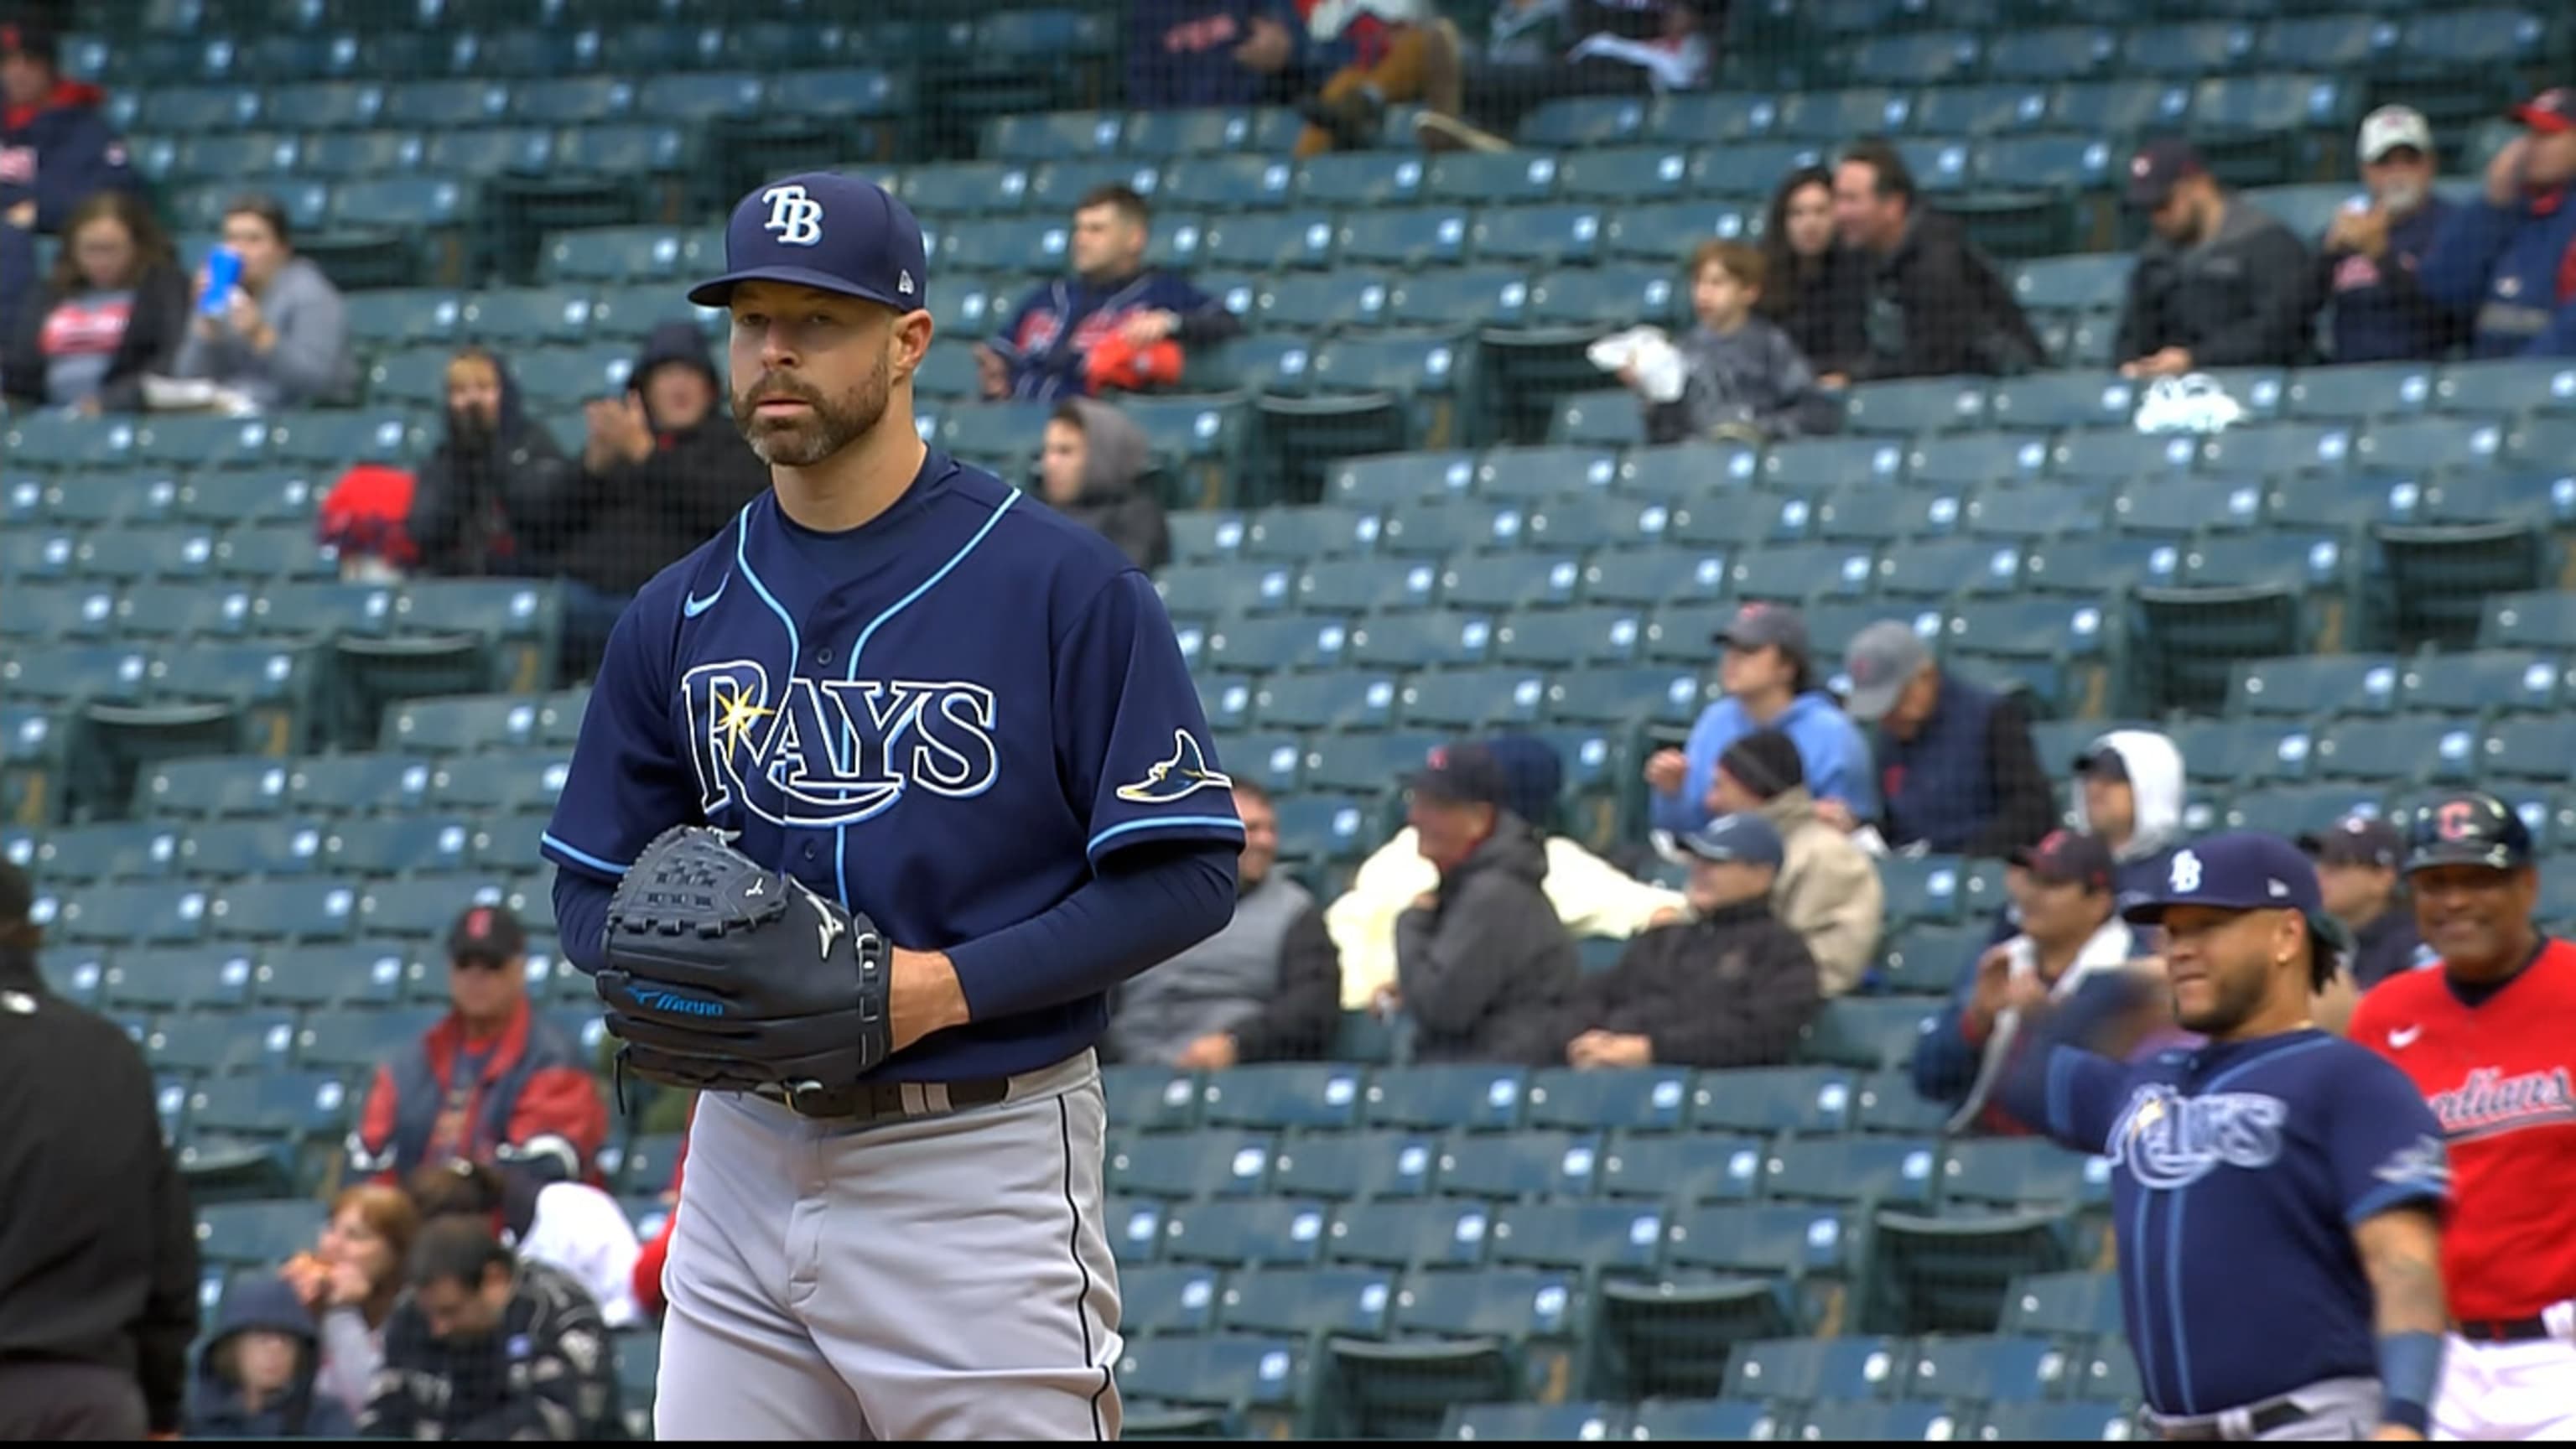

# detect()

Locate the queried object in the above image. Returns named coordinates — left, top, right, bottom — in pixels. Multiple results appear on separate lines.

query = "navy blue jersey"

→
left=2012, top=1031, right=2448, bottom=1415
left=540, top=450, right=1243, bottom=1081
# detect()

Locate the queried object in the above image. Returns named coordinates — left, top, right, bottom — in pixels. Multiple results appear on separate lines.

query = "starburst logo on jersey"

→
left=680, top=660, right=1000, bottom=828
left=1116, top=730, right=1233, bottom=804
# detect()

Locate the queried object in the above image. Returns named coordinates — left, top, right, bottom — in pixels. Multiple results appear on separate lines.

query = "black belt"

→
left=2148, top=1398, right=2310, bottom=1441
left=2456, top=1315, right=2553, bottom=1344
left=752, top=1076, right=1013, bottom=1123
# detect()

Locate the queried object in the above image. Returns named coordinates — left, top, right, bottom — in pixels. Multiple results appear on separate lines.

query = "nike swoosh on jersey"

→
left=2389, top=1026, right=2423, bottom=1048
left=683, top=575, right=730, bottom=616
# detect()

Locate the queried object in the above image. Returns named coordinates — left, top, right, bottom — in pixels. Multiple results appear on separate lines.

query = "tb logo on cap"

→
left=761, top=184, right=825, bottom=247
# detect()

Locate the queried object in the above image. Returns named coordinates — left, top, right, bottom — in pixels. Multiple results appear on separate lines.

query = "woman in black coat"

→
left=2, top=189, right=190, bottom=413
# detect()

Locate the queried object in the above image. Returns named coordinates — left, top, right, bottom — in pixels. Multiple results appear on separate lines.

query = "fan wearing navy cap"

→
left=1555, top=813, right=1821, bottom=1070
left=538, top=174, right=1243, bottom=1439
left=2349, top=792, right=2576, bottom=1441
left=1995, top=832, right=2454, bottom=1441
left=1389, top=739, right=1579, bottom=1067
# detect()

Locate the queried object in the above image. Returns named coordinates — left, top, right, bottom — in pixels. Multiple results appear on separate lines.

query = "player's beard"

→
left=2173, top=956, right=2267, bottom=1037
left=733, top=346, right=891, bottom=467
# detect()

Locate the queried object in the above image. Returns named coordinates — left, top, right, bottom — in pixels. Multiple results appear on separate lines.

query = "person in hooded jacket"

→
left=1036, top=397, right=1171, bottom=571
left=0, top=18, right=139, bottom=343
left=182, top=1279, right=357, bottom=1441
left=554, top=319, right=770, bottom=676
left=1558, top=812, right=1821, bottom=1070
left=1390, top=740, right=1580, bottom=1066
left=2070, top=729, right=2188, bottom=902
left=405, top=346, right=577, bottom=579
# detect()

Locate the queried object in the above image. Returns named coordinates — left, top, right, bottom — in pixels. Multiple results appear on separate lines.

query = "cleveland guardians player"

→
left=2349, top=792, right=2576, bottom=1441
left=1994, top=833, right=2453, bottom=1441
left=538, top=173, right=1243, bottom=1441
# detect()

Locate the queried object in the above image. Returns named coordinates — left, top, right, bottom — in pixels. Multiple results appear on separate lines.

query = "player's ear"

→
left=891, top=307, right=934, bottom=378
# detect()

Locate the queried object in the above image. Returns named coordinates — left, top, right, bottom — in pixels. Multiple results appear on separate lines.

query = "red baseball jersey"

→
left=2349, top=940, right=2576, bottom=1322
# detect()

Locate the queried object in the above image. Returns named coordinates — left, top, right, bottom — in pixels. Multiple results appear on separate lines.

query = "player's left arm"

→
left=2334, top=1057, right=2454, bottom=1441
left=921, top=571, right=1244, bottom=1036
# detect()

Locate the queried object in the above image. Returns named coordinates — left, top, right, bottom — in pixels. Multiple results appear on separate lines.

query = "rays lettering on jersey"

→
left=680, top=659, right=999, bottom=828
left=2110, top=1085, right=2288, bottom=1190
left=2425, top=1067, right=2576, bottom=1143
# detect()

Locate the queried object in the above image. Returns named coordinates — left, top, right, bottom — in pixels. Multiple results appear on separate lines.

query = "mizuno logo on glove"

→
left=631, top=985, right=726, bottom=1018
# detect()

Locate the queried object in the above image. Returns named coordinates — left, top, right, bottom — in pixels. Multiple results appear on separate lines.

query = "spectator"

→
left=405, top=346, right=575, bottom=580
left=2, top=189, right=186, bottom=413
left=979, top=185, right=1242, bottom=403
left=1329, top=732, right=1683, bottom=1010
left=1832, top=138, right=2045, bottom=381
left=1758, top=164, right=1869, bottom=382
left=2070, top=729, right=2188, bottom=901
left=1841, top=620, right=2053, bottom=859
left=361, top=1218, right=621, bottom=1441
left=628, top=1101, right=690, bottom=1327
left=1645, top=601, right=1879, bottom=839
left=181, top=1279, right=357, bottom=1441
left=0, top=861, right=199, bottom=1441
left=1128, top=0, right=1306, bottom=112
left=2420, top=86, right=2576, bottom=357
left=2319, top=106, right=2475, bottom=363
left=1557, top=812, right=1820, bottom=1069
left=1912, top=829, right=2153, bottom=1135
left=348, top=904, right=609, bottom=1192
left=169, top=194, right=354, bottom=411
left=0, top=17, right=138, bottom=342
left=1417, top=0, right=1714, bottom=153
left=2114, top=139, right=2317, bottom=377
left=278, top=1183, right=418, bottom=1427
left=409, top=1159, right=645, bottom=1331
left=1109, top=781, right=1343, bottom=1068
left=556, top=319, right=769, bottom=677
left=1389, top=739, right=1581, bottom=1065
left=1036, top=397, right=1171, bottom=572
left=1628, top=240, right=1829, bottom=444
left=1704, top=729, right=1884, bottom=997
left=1292, top=4, right=1464, bottom=158
left=2299, top=814, right=2431, bottom=993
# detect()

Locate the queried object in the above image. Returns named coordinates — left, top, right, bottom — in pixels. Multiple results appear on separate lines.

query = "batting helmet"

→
left=2402, top=791, right=2533, bottom=875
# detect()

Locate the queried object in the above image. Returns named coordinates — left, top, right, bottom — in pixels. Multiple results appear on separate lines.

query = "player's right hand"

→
left=1644, top=749, right=1687, bottom=794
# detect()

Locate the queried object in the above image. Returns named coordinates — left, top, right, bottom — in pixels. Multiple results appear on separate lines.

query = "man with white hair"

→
left=2319, top=105, right=2474, bottom=362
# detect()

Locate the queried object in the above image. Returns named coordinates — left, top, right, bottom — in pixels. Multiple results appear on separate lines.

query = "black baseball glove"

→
left=595, top=825, right=892, bottom=1095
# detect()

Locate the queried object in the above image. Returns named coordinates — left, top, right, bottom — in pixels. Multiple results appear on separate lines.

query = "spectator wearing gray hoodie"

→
left=2114, top=140, right=2317, bottom=377
left=1037, top=397, right=1171, bottom=572
left=171, top=194, right=354, bottom=410
left=1632, top=240, right=1831, bottom=445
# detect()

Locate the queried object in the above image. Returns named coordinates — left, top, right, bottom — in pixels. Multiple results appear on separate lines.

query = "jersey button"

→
left=815, top=647, right=834, bottom=666
left=802, top=843, right=818, bottom=860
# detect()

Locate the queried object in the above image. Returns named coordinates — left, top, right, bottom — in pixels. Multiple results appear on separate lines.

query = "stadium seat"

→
left=1863, top=1210, right=2073, bottom=1337
left=1592, top=1275, right=1798, bottom=1401
left=1219, top=1264, right=1398, bottom=1340
left=195, top=1198, right=328, bottom=1269
left=147, top=1007, right=296, bottom=1076
left=1326, top=1199, right=1493, bottom=1270
left=1724, top=1334, right=1909, bottom=1405
left=1109, top=1132, right=1274, bottom=1200
left=1438, top=1401, right=1625, bottom=1440
left=1118, top=1265, right=1227, bottom=1337
left=254, top=943, right=412, bottom=1010
left=1163, top=1198, right=1332, bottom=1270
left=1433, top=1131, right=1602, bottom=1202
left=1116, top=1333, right=1303, bottom=1415
left=1981, top=1401, right=2141, bottom=1441
left=2312, top=715, right=2480, bottom=787
left=1269, top=1130, right=1439, bottom=1202
left=295, top=1005, right=444, bottom=1074
left=1197, top=1065, right=1368, bottom=1133
left=1104, top=1197, right=1166, bottom=1266
left=101, top=944, right=252, bottom=1012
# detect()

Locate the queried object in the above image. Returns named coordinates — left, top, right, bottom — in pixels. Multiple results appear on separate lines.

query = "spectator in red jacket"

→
left=348, top=904, right=608, bottom=1192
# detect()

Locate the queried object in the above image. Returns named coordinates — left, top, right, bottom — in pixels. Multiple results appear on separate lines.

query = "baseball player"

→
left=538, top=173, right=1244, bottom=1441
left=2347, top=792, right=2576, bottom=1441
left=1992, top=832, right=2454, bottom=1441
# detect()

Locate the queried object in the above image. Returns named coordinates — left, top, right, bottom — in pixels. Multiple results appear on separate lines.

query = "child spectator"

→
left=1036, top=397, right=1171, bottom=572
left=1628, top=240, right=1827, bottom=444
left=1, top=189, right=186, bottom=413
left=183, top=1279, right=357, bottom=1440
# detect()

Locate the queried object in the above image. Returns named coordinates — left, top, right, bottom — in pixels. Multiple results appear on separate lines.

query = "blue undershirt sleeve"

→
left=947, top=840, right=1239, bottom=1024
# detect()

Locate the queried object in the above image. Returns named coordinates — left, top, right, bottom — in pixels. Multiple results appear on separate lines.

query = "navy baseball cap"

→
left=2011, top=828, right=2116, bottom=892
left=448, top=902, right=527, bottom=963
left=2126, top=138, right=2206, bottom=210
left=1680, top=812, right=1785, bottom=870
left=688, top=173, right=928, bottom=312
left=2119, top=831, right=2350, bottom=961
left=2402, top=791, right=2534, bottom=874
left=1408, top=740, right=1514, bottom=812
